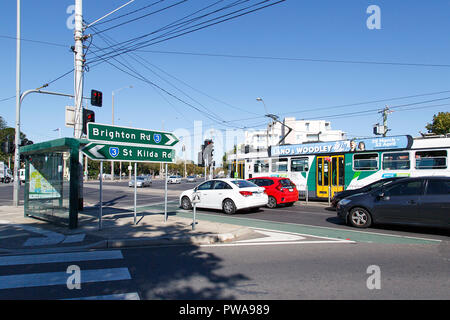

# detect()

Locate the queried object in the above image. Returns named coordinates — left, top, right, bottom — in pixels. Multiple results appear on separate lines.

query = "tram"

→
left=237, top=135, right=450, bottom=199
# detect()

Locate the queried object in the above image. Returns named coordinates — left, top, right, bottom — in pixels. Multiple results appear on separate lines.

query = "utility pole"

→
left=13, top=0, right=21, bottom=206
left=379, top=105, right=392, bottom=137
left=74, top=0, right=85, bottom=210
left=73, top=0, right=84, bottom=139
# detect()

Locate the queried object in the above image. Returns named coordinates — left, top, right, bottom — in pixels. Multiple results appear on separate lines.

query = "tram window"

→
left=415, top=150, right=447, bottom=169
left=353, top=153, right=378, bottom=171
left=254, top=160, right=269, bottom=173
left=272, top=158, right=288, bottom=172
left=338, top=157, right=345, bottom=186
left=291, top=158, right=309, bottom=172
left=332, top=157, right=337, bottom=186
left=383, top=152, right=410, bottom=170
left=318, top=160, right=323, bottom=185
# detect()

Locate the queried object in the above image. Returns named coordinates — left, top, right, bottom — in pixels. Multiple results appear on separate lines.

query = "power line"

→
left=91, top=0, right=189, bottom=36
left=88, top=0, right=165, bottom=27
left=0, top=35, right=68, bottom=48
left=136, top=49, right=450, bottom=68
left=89, top=25, right=232, bottom=124
left=87, top=0, right=286, bottom=66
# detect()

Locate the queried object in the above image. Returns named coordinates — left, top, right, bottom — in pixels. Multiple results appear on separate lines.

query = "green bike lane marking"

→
left=135, top=204, right=442, bottom=245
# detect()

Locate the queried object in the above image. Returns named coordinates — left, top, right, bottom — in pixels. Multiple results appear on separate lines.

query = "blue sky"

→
left=1, top=0, right=449, bottom=161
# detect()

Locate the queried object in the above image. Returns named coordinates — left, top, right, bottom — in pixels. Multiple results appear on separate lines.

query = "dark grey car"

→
left=336, top=176, right=450, bottom=229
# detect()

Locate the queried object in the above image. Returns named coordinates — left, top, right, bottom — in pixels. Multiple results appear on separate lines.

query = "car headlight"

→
left=338, top=199, right=351, bottom=206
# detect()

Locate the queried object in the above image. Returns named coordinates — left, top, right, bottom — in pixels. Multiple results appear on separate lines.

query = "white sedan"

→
left=168, top=175, right=182, bottom=184
left=179, top=179, right=268, bottom=214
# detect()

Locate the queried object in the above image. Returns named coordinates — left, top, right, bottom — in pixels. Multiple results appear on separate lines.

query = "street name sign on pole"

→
left=82, top=143, right=176, bottom=163
left=82, top=123, right=179, bottom=228
left=87, top=123, right=179, bottom=147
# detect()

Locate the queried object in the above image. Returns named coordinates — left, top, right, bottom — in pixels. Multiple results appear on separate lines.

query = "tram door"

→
left=232, top=160, right=245, bottom=179
left=316, top=155, right=345, bottom=198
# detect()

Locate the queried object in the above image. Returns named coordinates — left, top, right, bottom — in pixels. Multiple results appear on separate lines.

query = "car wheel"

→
left=181, top=196, right=192, bottom=210
left=222, top=199, right=236, bottom=215
left=267, top=196, right=277, bottom=209
left=348, top=207, right=372, bottom=228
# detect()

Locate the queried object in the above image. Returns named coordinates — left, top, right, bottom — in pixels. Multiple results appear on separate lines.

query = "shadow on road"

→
left=80, top=205, right=250, bottom=299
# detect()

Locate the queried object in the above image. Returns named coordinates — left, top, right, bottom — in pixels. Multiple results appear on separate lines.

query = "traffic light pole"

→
left=13, top=0, right=21, bottom=206
left=13, top=88, right=86, bottom=206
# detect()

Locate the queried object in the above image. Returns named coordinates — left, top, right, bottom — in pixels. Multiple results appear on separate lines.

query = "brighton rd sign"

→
left=87, top=123, right=179, bottom=147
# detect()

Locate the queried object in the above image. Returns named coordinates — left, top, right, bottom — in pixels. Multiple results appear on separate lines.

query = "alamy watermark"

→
left=366, top=265, right=381, bottom=290
left=66, top=265, right=81, bottom=290
left=366, top=5, right=381, bottom=30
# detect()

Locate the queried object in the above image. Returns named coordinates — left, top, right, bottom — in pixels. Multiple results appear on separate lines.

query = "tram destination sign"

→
left=87, top=123, right=179, bottom=147
left=82, top=142, right=176, bottom=163
left=270, top=135, right=413, bottom=157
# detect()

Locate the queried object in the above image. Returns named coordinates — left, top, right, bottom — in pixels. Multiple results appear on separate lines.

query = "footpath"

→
left=0, top=202, right=257, bottom=254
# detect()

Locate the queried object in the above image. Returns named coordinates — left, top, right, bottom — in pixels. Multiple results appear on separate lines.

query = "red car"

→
left=247, top=177, right=299, bottom=208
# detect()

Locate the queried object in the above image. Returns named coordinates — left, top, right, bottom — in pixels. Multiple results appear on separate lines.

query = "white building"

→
left=244, top=117, right=346, bottom=153
left=228, top=118, right=346, bottom=177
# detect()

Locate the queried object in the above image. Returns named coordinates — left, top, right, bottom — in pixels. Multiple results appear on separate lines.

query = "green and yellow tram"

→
left=244, top=135, right=450, bottom=199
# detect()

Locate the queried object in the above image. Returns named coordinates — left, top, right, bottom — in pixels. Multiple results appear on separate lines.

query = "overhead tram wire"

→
left=87, top=43, right=249, bottom=130
left=87, top=18, right=264, bottom=125
left=94, top=28, right=261, bottom=117
left=88, top=0, right=249, bottom=56
left=87, top=0, right=286, bottom=66
left=89, top=0, right=283, bottom=64
left=88, top=26, right=228, bottom=124
left=90, top=0, right=189, bottom=36
left=87, top=27, right=191, bottom=121
left=90, top=0, right=166, bottom=27
left=136, top=49, right=450, bottom=69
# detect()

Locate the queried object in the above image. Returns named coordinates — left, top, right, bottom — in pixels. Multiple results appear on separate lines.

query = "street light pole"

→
left=256, top=97, right=270, bottom=154
left=13, top=0, right=21, bottom=206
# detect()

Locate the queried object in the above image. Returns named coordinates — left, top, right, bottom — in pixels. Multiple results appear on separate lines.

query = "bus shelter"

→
left=19, top=138, right=87, bottom=229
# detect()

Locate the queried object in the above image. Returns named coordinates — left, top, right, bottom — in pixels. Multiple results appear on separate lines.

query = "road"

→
left=1, top=179, right=449, bottom=241
left=0, top=179, right=448, bottom=301
left=0, top=242, right=448, bottom=300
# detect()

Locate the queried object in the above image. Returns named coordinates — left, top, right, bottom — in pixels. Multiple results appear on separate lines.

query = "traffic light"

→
left=203, top=139, right=214, bottom=164
left=90, top=90, right=103, bottom=107
left=82, top=109, right=95, bottom=135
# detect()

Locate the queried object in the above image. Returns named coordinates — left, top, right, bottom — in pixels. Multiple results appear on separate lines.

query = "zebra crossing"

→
left=0, top=250, right=140, bottom=300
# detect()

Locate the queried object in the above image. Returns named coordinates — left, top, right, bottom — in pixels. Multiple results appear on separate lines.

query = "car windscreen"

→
left=231, top=180, right=258, bottom=188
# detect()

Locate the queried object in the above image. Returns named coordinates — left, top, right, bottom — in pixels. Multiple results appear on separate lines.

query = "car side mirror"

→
left=194, top=187, right=198, bottom=192
left=377, top=192, right=389, bottom=200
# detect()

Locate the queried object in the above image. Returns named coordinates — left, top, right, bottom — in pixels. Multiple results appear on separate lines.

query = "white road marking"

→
left=64, top=292, right=140, bottom=300
left=0, top=268, right=131, bottom=290
left=237, top=229, right=306, bottom=243
left=0, top=250, right=123, bottom=266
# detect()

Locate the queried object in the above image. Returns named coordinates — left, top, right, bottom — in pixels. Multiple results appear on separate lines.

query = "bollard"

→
left=328, top=185, right=331, bottom=206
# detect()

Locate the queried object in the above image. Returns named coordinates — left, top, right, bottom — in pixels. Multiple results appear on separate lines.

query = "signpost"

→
left=87, top=123, right=179, bottom=147
left=191, top=191, right=201, bottom=230
left=82, top=142, right=175, bottom=163
left=82, top=123, right=178, bottom=229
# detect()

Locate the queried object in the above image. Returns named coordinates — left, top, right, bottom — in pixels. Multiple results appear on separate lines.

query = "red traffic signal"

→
left=91, top=90, right=103, bottom=107
left=82, top=109, right=95, bottom=134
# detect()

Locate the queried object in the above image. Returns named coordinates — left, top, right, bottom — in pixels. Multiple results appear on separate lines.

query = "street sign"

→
left=87, top=123, right=179, bottom=147
left=82, top=142, right=176, bottom=163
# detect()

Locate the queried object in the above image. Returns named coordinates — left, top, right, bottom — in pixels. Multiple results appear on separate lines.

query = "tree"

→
left=426, top=112, right=450, bottom=135
left=0, top=116, right=6, bottom=130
